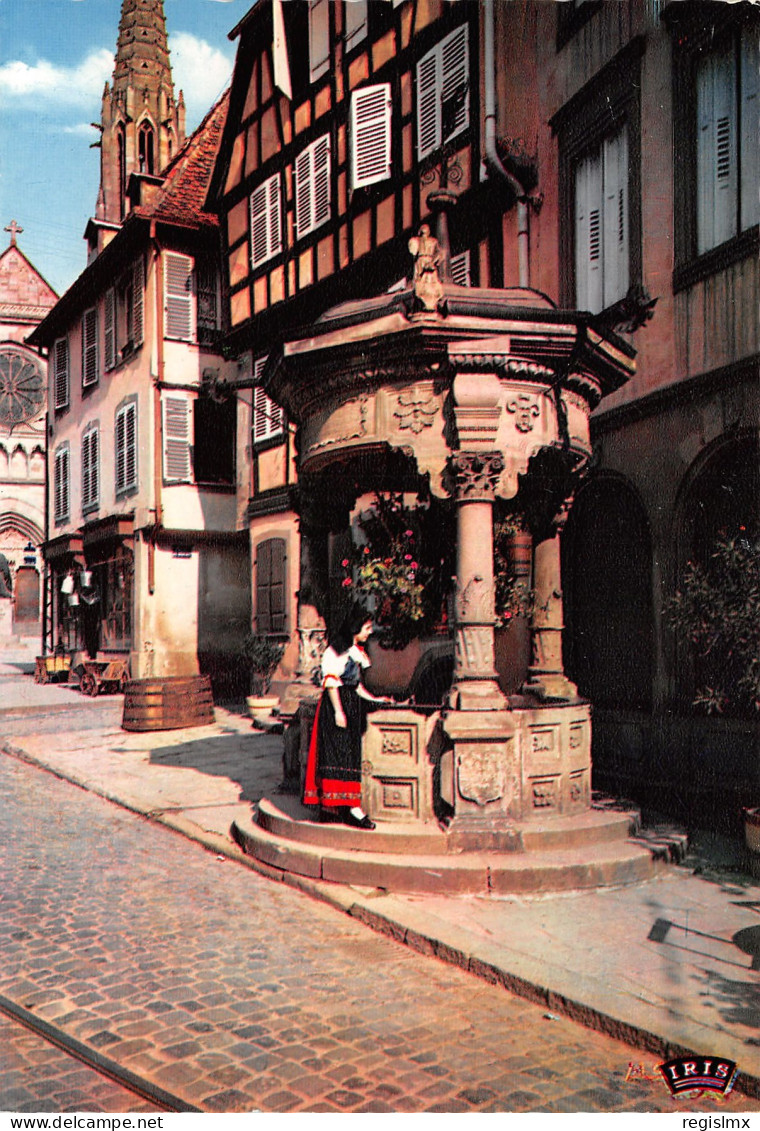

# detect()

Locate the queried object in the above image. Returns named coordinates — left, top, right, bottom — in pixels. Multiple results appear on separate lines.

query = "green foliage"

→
left=667, top=534, right=760, bottom=714
left=493, top=516, right=534, bottom=627
left=243, top=633, right=285, bottom=694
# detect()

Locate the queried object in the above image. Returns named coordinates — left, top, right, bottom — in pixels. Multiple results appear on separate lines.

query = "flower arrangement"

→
left=341, top=493, right=451, bottom=650
left=493, top=514, right=534, bottom=627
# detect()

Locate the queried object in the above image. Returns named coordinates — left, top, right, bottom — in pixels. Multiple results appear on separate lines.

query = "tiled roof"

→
left=134, top=88, right=230, bottom=229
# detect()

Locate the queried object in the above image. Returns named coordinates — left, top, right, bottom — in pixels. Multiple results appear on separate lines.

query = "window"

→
left=163, top=394, right=192, bottom=484
left=53, top=337, right=69, bottom=410
left=105, top=258, right=144, bottom=369
left=450, top=249, right=471, bottom=286
left=197, top=261, right=221, bottom=344
left=54, top=445, right=70, bottom=524
left=696, top=32, right=759, bottom=255
left=250, top=173, right=283, bottom=269
left=104, top=289, right=116, bottom=372
left=115, top=400, right=137, bottom=495
left=345, top=0, right=368, bottom=51
left=256, top=537, right=287, bottom=634
left=164, top=252, right=194, bottom=342
left=81, top=425, right=99, bottom=511
left=351, top=84, right=392, bottom=190
left=308, top=0, right=330, bottom=83
left=252, top=356, right=285, bottom=445
left=574, top=127, right=629, bottom=313
left=81, top=308, right=99, bottom=389
left=416, top=24, right=469, bottom=161
left=295, top=134, right=331, bottom=239
left=138, top=121, right=155, bottom=174
left=194, top=395, right=236, bottom=484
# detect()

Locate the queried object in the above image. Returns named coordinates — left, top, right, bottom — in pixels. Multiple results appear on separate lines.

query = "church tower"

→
left=96, top=0, right=186, bottom=230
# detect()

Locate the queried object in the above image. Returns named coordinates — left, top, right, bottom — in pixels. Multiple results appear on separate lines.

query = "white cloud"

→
left=0, top=48, right=113, bottom=108
left=169, top=32, right=233, bottom=124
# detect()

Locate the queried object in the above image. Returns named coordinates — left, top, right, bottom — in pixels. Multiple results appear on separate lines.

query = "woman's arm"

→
left=329, top=685, right=347, bottom=727
left=356, top=685, right=393, bottom=704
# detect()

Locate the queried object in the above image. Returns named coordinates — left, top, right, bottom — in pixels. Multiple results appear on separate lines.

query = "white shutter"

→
left=253, top=356, right=284, bottom=443
left=351, top=84, right=392, bottom=189
left=308, top=0, right=330, bottom=83
left=295, top=135, right=331, bottom=238
left=250, top=173, right=282, bottom=269
left=416, top=46, right=441, bottom=159
left=440, top=24, right=469, bottom=145
left=104, top=289, right=116, bottom=371
left=115, top=402, right=137, bottom=493
left=575, top=149, right=603, bottom=314
left=132, top=256, right=144, bottom=347
left=55, top=448, right=69, bottom=522
left=163, top=394, right=192, bottom=483
left=81, top=308, right=98, bottom=388
left=450, top=249, right=471, bottom=286
left=164, top=252, right=194, bottom=341
left=82, top=427, right=99, bottom=509
left=697, top=49, right=737, bottom=254
left=345, top=0, right=368, bottom=51
left=740, top=30, right=760, bottom=232
left=602, top=127, right=629, bottom=308
left=54, top=338, right=69, bottom=409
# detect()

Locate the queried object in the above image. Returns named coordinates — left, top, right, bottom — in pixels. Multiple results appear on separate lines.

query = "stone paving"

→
left=3, top=754, right=758, bottom=1115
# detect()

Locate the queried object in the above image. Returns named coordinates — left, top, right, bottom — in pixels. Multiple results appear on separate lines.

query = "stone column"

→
left=448, top=451, right=507, bottom=712
left=523, top=502, right=578, bottom=701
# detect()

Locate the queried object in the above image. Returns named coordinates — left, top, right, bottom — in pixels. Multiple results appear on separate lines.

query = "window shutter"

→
left=104, top=290, right=116, bottom=371
left=416, top=47, right=441, bottom=160
left=250, top=174, right=282, bottom=269
left=256, top=537, right=287, bottom=634
left=295, top=135, right=331, bottom=238
left=132, top=257, right=144, bottom=347
left=697, top=49, right=737, bottom=254
left=54, top=338, right=69, bottom=410
left=55, top=448, right=69, bottom=522
left=81, top=308, right=98, bottom=388
left=163, top=394, right=192, bottom=483
left=740, top=31, right=760, bottom=232
left=308, top=0, right=330, bottom=83
left=574, top=148, right=603, bottom=314
left=351, top=83, right=392, bottom=190
left=116, top=403, right=137, bottom=493
left=345, top=0, right=368, bottom=51
left=450, top=249, right=471, bottom=286
left=82, top=428, right=99, bottom=509
left=253, top=356, right=284, bottom=444
left=602, top=127, right=629, bottom=308
left=164, top=252, right=194, bottom=341
left=441, top=24, right=469, bottom=145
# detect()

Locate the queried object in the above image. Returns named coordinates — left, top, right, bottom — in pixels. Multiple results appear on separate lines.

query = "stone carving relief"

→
left=532, top=777, right=558, bottom=810
left=455, top=624, right=495, bottom=675
left=381, top=729, right=413, bottom=758
left=456, top=575, right=493, bottom=621
left=408, top=224, right=443, bottom=312
left=506, top=394, right=541, bottom=433
left=393, top=392, right=439, bottom=434
left=456, top=743, right=505, bottom=806
left=303, top=395, right=369, bottom=460
left=531, top=728, right=557, bottom=755
left=381, top=779, right=416, bottom=811
left=568, top=772, right=587, bottom=805
left=450, top=451, right=505, bottom=500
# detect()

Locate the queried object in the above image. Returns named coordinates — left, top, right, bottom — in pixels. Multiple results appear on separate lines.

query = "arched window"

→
left=138, top=121, right=155, bottom=174
left=562, top=475, right=654, bottom=711
left=116, top=124, right=127, bottom=220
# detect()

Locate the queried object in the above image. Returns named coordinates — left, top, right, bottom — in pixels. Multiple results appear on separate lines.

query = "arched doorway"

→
left=13, top=566, right=39, bottom=628
left=563, top=474, right=654, bottom=711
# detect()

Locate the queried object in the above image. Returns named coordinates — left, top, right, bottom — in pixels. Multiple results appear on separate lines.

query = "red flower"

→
left=341, top=578, right=353, bottom=588
left=341, top=559, right=350, bottom=568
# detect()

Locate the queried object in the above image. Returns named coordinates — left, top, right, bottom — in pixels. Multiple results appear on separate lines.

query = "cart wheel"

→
left=80, top=672, right=97, bottom=696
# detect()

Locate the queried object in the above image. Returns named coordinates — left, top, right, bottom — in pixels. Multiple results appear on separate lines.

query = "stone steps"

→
left=232, top=801, right=662, bottom=896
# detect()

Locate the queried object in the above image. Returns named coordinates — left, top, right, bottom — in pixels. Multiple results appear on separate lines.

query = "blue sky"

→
left=0, top=0, right=252, bottom=297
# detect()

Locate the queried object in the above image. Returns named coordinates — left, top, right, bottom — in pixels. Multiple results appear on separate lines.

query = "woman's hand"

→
left=334, top=709, right=348, bottom=728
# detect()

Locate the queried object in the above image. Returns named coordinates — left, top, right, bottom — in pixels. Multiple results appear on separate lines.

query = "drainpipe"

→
left=484, top=0, right=530, bottom=288
left=150, top=220, right=164, bottom=596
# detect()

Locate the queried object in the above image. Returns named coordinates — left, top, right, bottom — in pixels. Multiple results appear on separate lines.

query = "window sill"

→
left=673, top=227, right=759, bottom=293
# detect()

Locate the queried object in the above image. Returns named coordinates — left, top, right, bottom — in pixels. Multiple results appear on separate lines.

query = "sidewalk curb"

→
left=3, top=737, right=759, bottom=1101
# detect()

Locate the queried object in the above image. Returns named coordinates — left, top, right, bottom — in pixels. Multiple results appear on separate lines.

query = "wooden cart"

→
left=34, top=654, right=72, bottom=684
left=79, top=657, right=131, bottom=696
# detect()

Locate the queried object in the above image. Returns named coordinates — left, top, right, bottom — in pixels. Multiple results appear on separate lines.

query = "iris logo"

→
left=658, top=1057, right=738, bottom=1098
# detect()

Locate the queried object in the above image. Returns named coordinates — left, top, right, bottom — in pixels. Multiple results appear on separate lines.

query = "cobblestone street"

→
left=1, top=752, right=757, bottom=1115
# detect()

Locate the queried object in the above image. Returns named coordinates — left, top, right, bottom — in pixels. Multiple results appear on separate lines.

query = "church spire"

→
left=95, top=0, right=185, bottom=229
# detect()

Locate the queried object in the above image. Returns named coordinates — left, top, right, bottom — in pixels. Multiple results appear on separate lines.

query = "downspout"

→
left=484, top=0, right=530, bottom=288
left=150, top=220, right=164, bottom=596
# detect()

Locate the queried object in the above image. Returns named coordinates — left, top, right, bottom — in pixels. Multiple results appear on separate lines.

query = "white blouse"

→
left=321, top=644, right=371, bottom=688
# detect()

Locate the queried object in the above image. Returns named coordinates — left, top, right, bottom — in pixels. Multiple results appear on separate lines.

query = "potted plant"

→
left=667, top=531, right=760, bottom=870
left=243, top=633, right=285, bottom=720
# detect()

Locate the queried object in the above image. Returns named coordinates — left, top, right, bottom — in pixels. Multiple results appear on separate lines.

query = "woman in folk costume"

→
left=303, top=607, right=392, bottom=828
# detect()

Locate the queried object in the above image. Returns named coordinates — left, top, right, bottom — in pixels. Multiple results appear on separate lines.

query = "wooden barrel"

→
left=122, top=675, right=215, bottom=732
